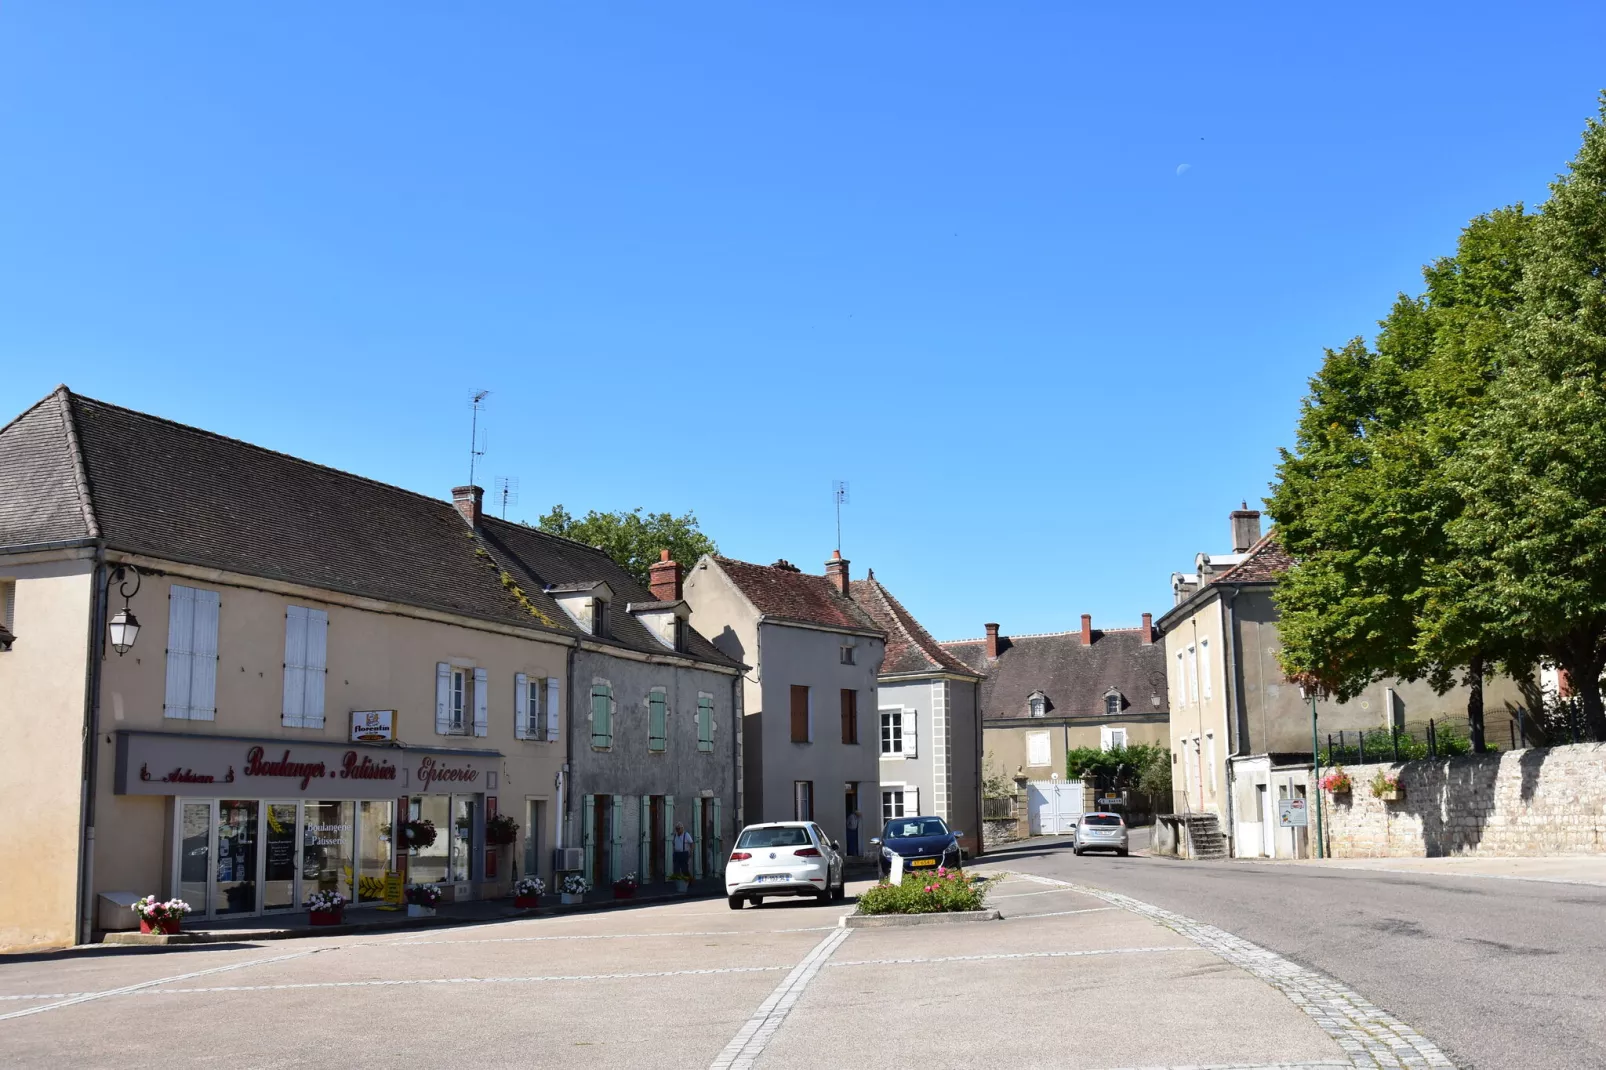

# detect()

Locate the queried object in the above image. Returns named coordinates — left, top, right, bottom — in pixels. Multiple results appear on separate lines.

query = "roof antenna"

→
left=468, top=390, right=490, bottom=485
left=833, top=480, right=850, bottom=553
left=495, top=476, right=520, bottom=519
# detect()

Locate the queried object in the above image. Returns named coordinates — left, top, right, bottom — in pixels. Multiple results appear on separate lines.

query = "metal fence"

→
left=982, top=795, right=1015, bottom=820
left=1319, top=704, right=1600, bottom=765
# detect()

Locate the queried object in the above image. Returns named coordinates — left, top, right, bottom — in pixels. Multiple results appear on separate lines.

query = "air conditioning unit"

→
left=554, top=846, right=585, bottom=872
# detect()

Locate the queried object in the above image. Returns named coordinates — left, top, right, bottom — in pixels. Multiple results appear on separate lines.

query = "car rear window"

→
left=736, top=826, right=811, bottom=848
left=1082, top=814, right=1122, bottom=826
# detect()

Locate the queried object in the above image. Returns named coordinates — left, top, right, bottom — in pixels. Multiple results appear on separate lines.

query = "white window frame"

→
left=880, top=707, right=905, bottom=757
left=881, top=785, right=906, bottom=823
left=1025, top=729, right=1051, bottom=767
left=840, top=643, right=855, bottom=665
left=450, top=668, right=468, bottom=733
left=1206, top=732, right=1217, bottom=793
left=282, top=605, right=328, bottom=728
left=1187, top=644, right=1199, bottom=704
left=1029, top=694, right=1046, bottom=718
left=1104, top=691, right=1120, bottom=717
left=1175, top=650, right=1186, bottom=708
left=1200, top=638, right=1212, bottom=700
left=164, top=584, right=219, bottom=721
left=793, top=780, right=814, bottom=821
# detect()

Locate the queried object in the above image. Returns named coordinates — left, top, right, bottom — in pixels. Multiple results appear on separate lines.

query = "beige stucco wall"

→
left=1166, top=597, right=1232, bottom=817
left=985, top=716, right=1171, bottom=783
left=88, top=559, right=571, bottom=913
left=0, top=557, right=93, bottom=951
left=682, top=558, right=761, bottom=825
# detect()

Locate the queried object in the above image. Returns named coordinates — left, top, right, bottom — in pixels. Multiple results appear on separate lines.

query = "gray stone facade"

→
left=1322, top=743, right=1606, bottom=858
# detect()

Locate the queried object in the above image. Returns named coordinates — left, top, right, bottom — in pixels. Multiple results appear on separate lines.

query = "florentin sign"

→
left=114, top=731, right=499, bottom=799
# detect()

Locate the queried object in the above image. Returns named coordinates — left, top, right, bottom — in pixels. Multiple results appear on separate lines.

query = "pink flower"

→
left=937, top=866, right=947, bottom=876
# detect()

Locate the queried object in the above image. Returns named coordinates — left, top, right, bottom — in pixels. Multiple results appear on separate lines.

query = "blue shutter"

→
left=514, top=673, right=530, bottom=740
left=691, top=797, right=704, bottom=879
left=164, top=585, right=195, bottom=719
left=712, top=798, right=724, bottom=876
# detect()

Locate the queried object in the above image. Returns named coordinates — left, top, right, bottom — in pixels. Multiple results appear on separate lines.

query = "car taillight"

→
left=793, top=847, right=821, bottom=857
left=730, top=852, right=752, bottom=861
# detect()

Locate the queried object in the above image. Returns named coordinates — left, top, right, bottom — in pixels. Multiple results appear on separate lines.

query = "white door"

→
left=1028, top=781, right=1084, bottom=835
left=1258, top=784, right=1275, bottom=858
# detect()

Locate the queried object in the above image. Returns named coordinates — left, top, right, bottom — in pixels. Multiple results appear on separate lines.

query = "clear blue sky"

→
left=3, top=4, right=1603, bottom=641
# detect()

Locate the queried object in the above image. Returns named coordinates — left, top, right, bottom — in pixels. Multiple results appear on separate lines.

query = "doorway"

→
left=1257, top=784, right=1274, bottom=858
left=649, top=796, right=665, bottom=882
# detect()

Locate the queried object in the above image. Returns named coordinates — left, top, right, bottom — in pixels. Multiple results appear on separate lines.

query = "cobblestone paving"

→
left=1009, top=873, right=1456, bottom=1070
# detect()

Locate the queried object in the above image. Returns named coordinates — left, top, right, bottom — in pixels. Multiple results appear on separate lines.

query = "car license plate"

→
left=756, top=873, right=790, bottom=883
left=910, top=858, right=937, bottom=867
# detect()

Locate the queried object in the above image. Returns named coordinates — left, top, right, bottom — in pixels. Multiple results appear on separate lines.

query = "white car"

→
left=726, top=821, right=845, bottom=909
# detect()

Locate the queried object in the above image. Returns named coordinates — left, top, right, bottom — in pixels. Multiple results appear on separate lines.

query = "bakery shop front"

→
left=116, top=730, right=502, bottom=919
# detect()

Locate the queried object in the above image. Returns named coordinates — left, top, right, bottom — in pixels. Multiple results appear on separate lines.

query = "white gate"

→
left=1027, top=780, right=1084, bottom=835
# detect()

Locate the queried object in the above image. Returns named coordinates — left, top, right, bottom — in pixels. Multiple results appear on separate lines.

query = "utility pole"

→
left=1309, top=689, right=1324, bottom=860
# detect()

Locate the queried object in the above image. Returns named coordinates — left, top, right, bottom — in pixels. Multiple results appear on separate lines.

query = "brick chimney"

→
left=1141, top=612, right=1153, bottom=644
left=452, top=485, right=483, bottom=528
left=648, top=549, right=682, bottom=602
left=825, top=550, right=850, bottom=595
left=1230, top=502, right=1262, bottom=553
left=1081, top=613, right=1093, bottom=646
left=984, top=623, right=1000, bottom=660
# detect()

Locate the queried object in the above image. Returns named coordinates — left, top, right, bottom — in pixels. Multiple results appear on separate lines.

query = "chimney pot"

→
left=451, top=485, right=484, bottom=528
left=1141, top=612, right=1153, bottom=644
left=984, top=623, right=1000, bottom=660
left=824, top=552, right=850, bottom=595
left=1081, top=613, right=1093, bottom=646
left=648, top=549, right=683, bottom=602
left=1230, top=505, right=1263, bottom=554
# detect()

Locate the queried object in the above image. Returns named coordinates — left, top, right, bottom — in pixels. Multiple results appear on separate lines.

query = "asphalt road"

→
left=992, top=833, right=1606, bottom=1070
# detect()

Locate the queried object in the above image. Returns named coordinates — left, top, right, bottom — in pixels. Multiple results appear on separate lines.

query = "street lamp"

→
left=107, top=564, right=143, bottom=656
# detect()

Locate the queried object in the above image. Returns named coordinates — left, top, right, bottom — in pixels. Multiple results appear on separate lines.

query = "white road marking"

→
left=389, top=926, right=836, bottom=947
left=0, top=993, right=95, bottom=1002
left=1005, top=872, right=1457, bottom=1069
left=827, top=946, right=1198, bottom=968
left=990, top=888, right=1087, bottom=900
left=708, top=928, right=852, bottom=1070
left=0, top=946, right=333, bottom=1022
left=1085, top=1063, right=1352, bottom=1070
left=134, top=964, right=792, bottom=995
left=1003, top=906, right=1119, bottom=920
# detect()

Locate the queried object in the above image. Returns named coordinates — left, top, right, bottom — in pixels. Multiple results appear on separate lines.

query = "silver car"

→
left=1072, top=812, right=1129, bottom=856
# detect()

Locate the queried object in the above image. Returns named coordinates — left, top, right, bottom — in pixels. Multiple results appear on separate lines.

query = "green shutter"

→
left=639, top=796, right=651, bottom=881
left=698, top=696, right=714, bottom=752
left=691, top=797, right=704, bottom=879
left=610, top=795, right=624, bottom=883
left=592, top=685, right=612, bottom=748
left=649, top=692, right=666, bottom=752
left=712, top=798, right=724, bottom=876
left=581, top=794, right=596, bottom=885
left=663, top=795, right=675, bottom=875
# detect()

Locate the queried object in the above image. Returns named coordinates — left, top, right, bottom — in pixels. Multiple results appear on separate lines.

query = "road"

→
left=991, top=832, right=1606, bottom=1070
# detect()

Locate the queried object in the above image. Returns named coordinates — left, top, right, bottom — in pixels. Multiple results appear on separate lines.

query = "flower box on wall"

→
left=139, top=918, right=180, bottom=935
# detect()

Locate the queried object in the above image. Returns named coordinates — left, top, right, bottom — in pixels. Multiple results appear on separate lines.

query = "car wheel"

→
left=1118, top=848, right=1129, bottom=857
left=1073, top=846, right=1083, bottom=856
left=832, top=873, right=846, bottom=901
left=752, top=896, right=764, bottom=908
left=727, top=895, right=744, bottom=911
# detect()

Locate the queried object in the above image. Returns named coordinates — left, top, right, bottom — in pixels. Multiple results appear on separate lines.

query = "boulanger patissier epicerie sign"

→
left=114, top=731, right=499, bottom=797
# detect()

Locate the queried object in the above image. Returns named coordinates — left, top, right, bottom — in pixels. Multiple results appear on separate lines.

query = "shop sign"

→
left=115, top=732, right=501, bottom=799
left=351, top=710, right=395, bottom=743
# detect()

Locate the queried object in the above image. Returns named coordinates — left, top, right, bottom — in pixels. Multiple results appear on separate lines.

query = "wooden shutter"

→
left=905, top=786, right=920, bottom=815
left=662, top=796, right=675, bottom=876
left=649, top=692, right=666, bottom=752
left=698, top=696, right=713, bottom=752
left=840, top=689, right=857, bottom=744
left=905, top=710, right=918, bottom=757
left=303, top=609, right=327, bottom=728
left=435, top=663, right=452, bottom=735
left=592, top=686, right=612, bottom=747
left=546, top=677, right=561, bottom=742
left=638, top=796, right=651, bottom=881
left=1100, top=725, right=1114, bottom=751
left=610, top=795, right=624, bottom=882
left=790, top=685, right=809, bottom=743
left=691, top=798, right=704, bottom=879
left=711, top=798, right=723, bottom=876
left=473, top=667, right=489, bottom=736
left=514, top=673, right=530, bottom=740
left=189, top=588, right=220, bottom=721
left=283, top=606, right=307, bottom=727
left=165, top=585, right=195, bottom=719
left=581, top=795, right=596, bottom=884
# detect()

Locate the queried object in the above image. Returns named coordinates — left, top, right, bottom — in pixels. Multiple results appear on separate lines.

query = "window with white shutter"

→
left=435, top=663, right=453, bottom=735
left=515, top=672, right=531, bottom=740
left=283, top=605, right=328, bottom=727
left=904, top=711, right=918, bottom=758
left=165, top=585, right=219, bottom=720
left=473, top=667, right=489, bottom=737
left=1026, top=730, right=1050, bottom=767
left=903, top=786, right=921, bottom=816
left=545, top=677, right=561, bottom=742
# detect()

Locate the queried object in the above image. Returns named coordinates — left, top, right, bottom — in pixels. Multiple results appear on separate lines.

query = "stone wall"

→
left=982, top=818, right=1019, bottom=849
left=1323, top=743, right=1606, bottom=858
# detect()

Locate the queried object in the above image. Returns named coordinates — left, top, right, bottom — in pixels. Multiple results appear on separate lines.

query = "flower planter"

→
left=560, top=893, right=583, bottom=905
left=139, top=918, right=180, bottom=935
left=1380, top=788, right=1402, bottom=801
left=673, top=880, right=689, bottom=894
left=309, top=909, right=344, bottom=926
left=613, top=886, right=635, bottom=899
left=406, top=904, right=436, bottom=918
left=514, top=895, right=541, bottom=909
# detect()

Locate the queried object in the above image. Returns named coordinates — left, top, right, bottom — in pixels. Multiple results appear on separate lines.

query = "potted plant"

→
left=559, top=874, right=589, bottom=905
left=669, top=871, right=692, bottom=894
left=402, top=818, right=437, bottom=853
left=1370, top=769, right=1404, bottom=801
left=485, top=813, right=520, bottom=848
left=304, top=889, right=348, bottom=926
left=612, top=872, right=639, bottom=899
left=405, top=882, right=443, bottom=917
left=512, top=876, right=545, bottom=909
left=131, top=895, right=192, bottom=935
left=1319, top=768, right=1353, bottom=795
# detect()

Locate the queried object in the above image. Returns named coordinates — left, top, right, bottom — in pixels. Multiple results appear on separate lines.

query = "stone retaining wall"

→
left=1323, top=742, right=1606, bottom=857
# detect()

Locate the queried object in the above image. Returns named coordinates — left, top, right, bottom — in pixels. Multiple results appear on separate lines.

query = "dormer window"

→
left=674, top=617, right=687, bottom=653
left=1104, top=688, right=1122, bottom=717
left=1028, top=692, right=1046, bottom=718
left=840, top=643, right=855, bottom=665
left=546, top=581, right=617, bottom=638
left=627, top=597, right=692, bottom=651
left=592, top=598, right=609, bottom=638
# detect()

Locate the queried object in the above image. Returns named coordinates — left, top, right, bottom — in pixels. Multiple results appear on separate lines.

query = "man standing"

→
left=672, top=822, right=694, bottom=877
left=846, top=810, right=861, bottom=858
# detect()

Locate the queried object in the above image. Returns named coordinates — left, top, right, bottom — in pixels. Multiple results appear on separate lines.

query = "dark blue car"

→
left=871, top=815, right=965, bottom=878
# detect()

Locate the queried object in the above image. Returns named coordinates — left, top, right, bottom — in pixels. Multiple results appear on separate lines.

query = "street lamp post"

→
left=106, top=564, right=143, bottom=655
left=1308, top=689, right=1324, bottom=860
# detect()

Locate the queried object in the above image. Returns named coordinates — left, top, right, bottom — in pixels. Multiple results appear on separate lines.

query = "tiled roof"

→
left=712, top=556, right=882, bottom=634
left=1209, top=531, right=1291, bottom=584
left=0, top=388, right=738, bottom=670
left=849, top=573, right=980, bottom=678
left=941, top=627, right=1168, bottom=721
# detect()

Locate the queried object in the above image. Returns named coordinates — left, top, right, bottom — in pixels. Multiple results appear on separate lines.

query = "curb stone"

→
left=839, top=909, right=1002, bottom=928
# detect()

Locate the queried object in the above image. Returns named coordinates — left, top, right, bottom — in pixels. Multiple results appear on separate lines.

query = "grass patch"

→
left=855, top=868, right=992, bottom=915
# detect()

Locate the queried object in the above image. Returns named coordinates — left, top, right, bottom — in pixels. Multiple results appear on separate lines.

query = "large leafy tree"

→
left=1268, top=205, right=1537, bottom=748
left=1443, top=95, right=1606, bottom=741
left=533, top=505, right=718, bottom=589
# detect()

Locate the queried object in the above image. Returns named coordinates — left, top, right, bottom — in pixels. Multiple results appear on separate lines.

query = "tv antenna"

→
left=468, top=390, right=490, bottom=485
left=495, top=477, right=520, bottom=519
left=832, top=480, right=850, bottom=553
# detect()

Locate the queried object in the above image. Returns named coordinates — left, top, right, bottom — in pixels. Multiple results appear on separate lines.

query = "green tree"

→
left=534, top=506, right=718, bottom=589
left=1268, top=205, right=1537, bottom=749
left=1443, top=95, right=1606, bottom=740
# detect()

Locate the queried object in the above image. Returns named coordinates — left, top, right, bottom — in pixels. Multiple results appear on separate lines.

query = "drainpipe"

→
left=559, top=644, right=577, bottom=853
left=77, top=544, right=108, bottom=944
